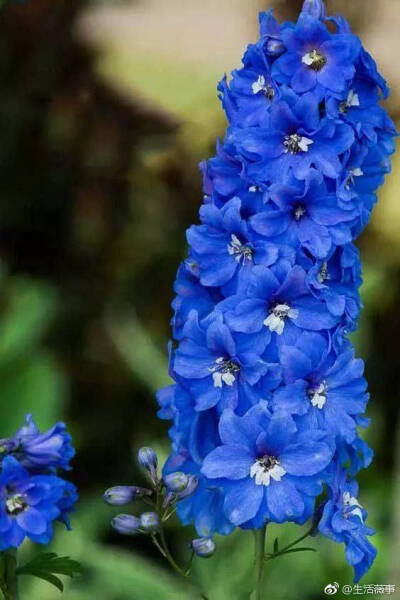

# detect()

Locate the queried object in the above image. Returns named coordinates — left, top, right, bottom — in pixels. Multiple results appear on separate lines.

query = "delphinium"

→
left=106, top=0, right=397, bottom=597
left=0, top=416, right=80, bottom=599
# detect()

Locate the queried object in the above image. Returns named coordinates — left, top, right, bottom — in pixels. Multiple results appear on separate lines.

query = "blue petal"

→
left=223, top=478, right=264, bottom=526
left=201, top=445, right=253, bottom=480
left=280, top=441, right=332, bottom=476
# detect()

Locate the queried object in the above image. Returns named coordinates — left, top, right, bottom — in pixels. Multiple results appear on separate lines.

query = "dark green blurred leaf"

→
left=106, top=311, right=171, bottom=392
left=17, top=553, right=82, bottom=593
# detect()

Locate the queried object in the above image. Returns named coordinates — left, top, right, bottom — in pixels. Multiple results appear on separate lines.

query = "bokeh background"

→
left=0, top=0, right=399, bottom=598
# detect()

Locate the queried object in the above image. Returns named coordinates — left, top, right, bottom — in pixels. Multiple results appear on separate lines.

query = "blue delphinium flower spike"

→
left=156, top=0, right=397, bottom=583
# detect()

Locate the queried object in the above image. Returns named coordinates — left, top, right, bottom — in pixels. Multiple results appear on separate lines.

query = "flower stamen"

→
left=345, top=167, right=363, bottom=190
left=318, top=262, right=329, bottom=284
left=343, top=492, right=364, bottom=522
left=283, top=134, right=313, bottom=154
left=227, top=234, right=253, bottom=263
left=250, top=455, right=286, bottom=486
left=264, top=303, right=299, bottom=335
left=308, top=381, right=328, bottom=409
left=339, top=89, right=360, bottom=114
left=6, top=493, right=28, bottom=515
left=302, top=49, right=327, bottom=71
left=252, top=75, right=275, bottom=100
left=209, top=357, right=240, bottom=388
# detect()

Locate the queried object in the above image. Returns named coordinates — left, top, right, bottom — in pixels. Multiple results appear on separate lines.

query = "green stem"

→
left=158, top=525, right=189, bottom=577
left=0, top=550, right=19, bottom=600
left=253, top=524, right=267, bottom=600
left=266, top=526, right=314, bottom=560
left=153, top=485, right=189, bottom=578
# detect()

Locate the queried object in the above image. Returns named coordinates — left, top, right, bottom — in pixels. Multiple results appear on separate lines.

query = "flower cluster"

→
left=0, top=415, right=77, bottom=550
left=157, top=0, right=396, bottom=582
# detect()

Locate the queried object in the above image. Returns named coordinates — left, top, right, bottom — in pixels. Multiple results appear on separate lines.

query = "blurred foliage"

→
left=0, top=0, right=397, bottom=599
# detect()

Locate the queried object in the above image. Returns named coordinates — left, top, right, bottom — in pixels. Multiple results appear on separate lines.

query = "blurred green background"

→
left=0, top=0, right=399, bottom=598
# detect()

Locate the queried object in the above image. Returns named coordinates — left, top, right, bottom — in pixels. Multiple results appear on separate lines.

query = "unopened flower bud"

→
left=164, top=471, right=189, bottom=493
left=176, top=475, right=198, bottom=500
left=301, top=0, right=327, bottom=20
left=140, top=512, right=160, bottom=533
left=162, top=491, right=176, bottom=509
left=138, top=447, right=158, bottom=480
left=104, top=485, right=152, bottom=506
left=111, top=514, right=141, bottom=535
left=190, top=537, right=215, bottom=558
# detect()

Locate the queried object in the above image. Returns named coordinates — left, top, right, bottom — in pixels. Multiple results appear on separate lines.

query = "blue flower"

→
left=202, top=403, right=333, bottom=526
left=326, top=80, right=396, bottom=145
left=0, top=457, right=69, bottom=549
left=218, top=45, right=279, bottom=128
left=251, top=170, right=358, bottom=258
left=224, top=263, right=339, bottom=338
left=231, top=89, right=354, bottom=181
left=187, top=197, right=292, bottom=293
left=318, top=465, right=377, bottom=582
left=272, top=333, right=368, bottom=443
left=10, top=415, right=74, bottom=471
left=303, top=244, right=362, bottom=328
left=272, top=14, right=360, bottom=96
left=173, top=310, right=278, bottom=412
left=200, top=140, right=267, bottom=216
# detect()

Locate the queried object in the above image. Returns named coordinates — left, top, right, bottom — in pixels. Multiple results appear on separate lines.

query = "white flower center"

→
left=6, top=494, right=27, bottom=515
left=227, top=234, right=253, bottom=263
left=345, top=167, right=363, bottom=190
left=248, top=185, right=260, bottom=193
left=318, top=262, right=329, bottom=284
left=264, top=303, right=298, bottom=335
left=343, top=492, right=364, bottom=522
left=294, top=205, right=306, bottom=221
left=308, top=381, right=328, bottom=409
left=302, top=49, right=327, bottom=71
left=339, top=89, right=360, bottom=114
left=251, top=75, right=275, bottom=99
left=209, top=357, right=240, bottom=388
left=250, top=455, right=286, bottom=486
left=283, top=134, right=313, bottom=154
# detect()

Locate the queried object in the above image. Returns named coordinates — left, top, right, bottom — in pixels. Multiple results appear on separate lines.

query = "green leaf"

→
left=276, top=547, right=316, bottom=557
left=19, top=569, right=64, bottom=593
left=17, top=553, right=82, bottom=593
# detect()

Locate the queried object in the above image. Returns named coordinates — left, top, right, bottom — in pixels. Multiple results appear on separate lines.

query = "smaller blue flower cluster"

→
left=0, top=415, right=77, bottom=550
left=157, top=0, right=397, bottom=583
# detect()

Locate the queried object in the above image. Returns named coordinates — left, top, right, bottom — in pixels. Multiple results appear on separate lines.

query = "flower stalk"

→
left=253, top=525, right=267, bottom=600
left=0, top=550, right=19, bottom=600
